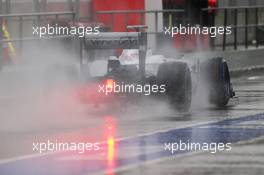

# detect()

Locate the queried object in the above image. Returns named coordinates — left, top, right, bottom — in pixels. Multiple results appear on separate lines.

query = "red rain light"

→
left=106, top=79, right=115, bottom=90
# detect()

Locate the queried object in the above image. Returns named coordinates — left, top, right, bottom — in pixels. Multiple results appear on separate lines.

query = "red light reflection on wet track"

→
left=104, top=116, right=118, bottom=175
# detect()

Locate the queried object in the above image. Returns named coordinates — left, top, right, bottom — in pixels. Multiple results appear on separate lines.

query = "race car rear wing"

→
left=83, top=32, right=144, bottom=50
left=80, top=32, right=147, bottom=79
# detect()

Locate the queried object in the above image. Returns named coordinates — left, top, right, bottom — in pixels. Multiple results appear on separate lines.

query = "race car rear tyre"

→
left=201, top=57, right=233, bottom=107
left=157, top=62, right=192, bottom=112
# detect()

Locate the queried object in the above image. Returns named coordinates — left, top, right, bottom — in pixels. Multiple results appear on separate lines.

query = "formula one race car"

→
left=78, top=31, right=235, bottom=111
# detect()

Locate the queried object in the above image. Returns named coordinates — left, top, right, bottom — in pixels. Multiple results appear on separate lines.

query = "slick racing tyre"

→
left=157, top=62, right=192, bottom=112
left=201, top=57, right=234, bottom=107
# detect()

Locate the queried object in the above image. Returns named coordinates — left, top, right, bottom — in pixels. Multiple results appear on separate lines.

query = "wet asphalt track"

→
left=0, top=67, right=264, bottom=175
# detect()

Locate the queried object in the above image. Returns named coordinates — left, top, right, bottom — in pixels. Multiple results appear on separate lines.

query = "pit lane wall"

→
left=186, top=48, right=264, bottom=76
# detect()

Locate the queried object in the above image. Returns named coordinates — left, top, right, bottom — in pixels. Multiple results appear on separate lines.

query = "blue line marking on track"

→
left=1, top=113, right=264, bottom=175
